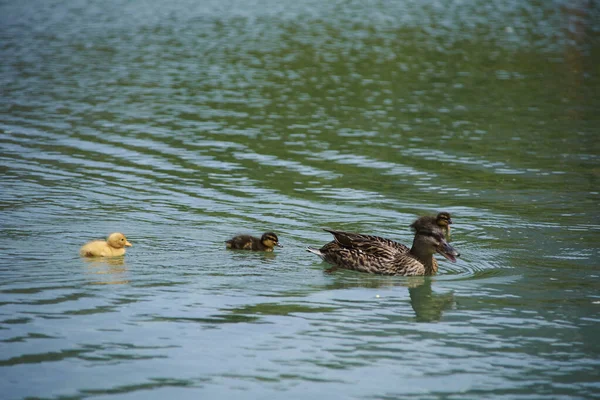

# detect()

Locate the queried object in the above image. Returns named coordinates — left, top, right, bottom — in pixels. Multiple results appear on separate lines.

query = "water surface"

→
left=1, top=0, right=599, bottom=399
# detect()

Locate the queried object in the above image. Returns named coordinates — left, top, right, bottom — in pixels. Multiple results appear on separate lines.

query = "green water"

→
left=1, top=0, right=599, bottom=399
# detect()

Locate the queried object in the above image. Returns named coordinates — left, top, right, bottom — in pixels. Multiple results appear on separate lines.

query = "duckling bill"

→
left=226, top=232, right=282, bottom=252
left=80, top=232, right=132, bottom=257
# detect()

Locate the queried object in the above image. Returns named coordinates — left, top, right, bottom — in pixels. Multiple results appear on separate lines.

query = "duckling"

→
left=225, top=232, right=282, bottom=252
left=411, top=211, right=453, bottom=241
left=306, top=221, right=459, bottom=276
left=80, top=232, right=132, bottom=257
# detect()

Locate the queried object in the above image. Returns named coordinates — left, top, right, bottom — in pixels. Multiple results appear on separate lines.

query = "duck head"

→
left=432, top=231, right=459, bottom=262
left=413, top=229, right=459, bottom=262
left=107, top=232, right=132, bottom=249
left=261, top=232, right=282, bottom=249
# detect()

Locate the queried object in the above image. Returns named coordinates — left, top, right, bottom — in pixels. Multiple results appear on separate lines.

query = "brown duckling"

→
left=411, top=211, right=452, bottom=241
left=225, top=232, right=282, bottom=252
left=307, top=220, right=459, bottom=276
left=80, top=232, right=132, bottom=257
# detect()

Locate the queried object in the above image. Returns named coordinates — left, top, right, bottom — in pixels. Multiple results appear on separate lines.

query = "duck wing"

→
left=323, top=229, right=409, bottom=258
left=313, top=242, right=431, bottom=276
left=314, top=242, right=399, bottom=275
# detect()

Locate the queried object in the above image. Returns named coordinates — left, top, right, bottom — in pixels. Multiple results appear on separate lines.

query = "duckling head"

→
left=107, top=232, right=132, bottom=249
left=411, top=216, right=443, bottom=234
left=261, top=232, right=282, bottom=249
left=411, top=212, right=452, bottom=240
left=435, top=212, right=452, bottom=228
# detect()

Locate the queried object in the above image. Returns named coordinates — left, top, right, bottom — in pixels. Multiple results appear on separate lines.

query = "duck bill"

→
left=276, top=243, right=283, bottom=247
left=125, top=241, right=133, bottom=247
left=437, top=241, right=459, bottom=263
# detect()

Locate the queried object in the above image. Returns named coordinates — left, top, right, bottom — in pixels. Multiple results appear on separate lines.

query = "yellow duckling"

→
left=80, top=232, right=132, bottom=257
left=225, top=232, right=282, bottom=252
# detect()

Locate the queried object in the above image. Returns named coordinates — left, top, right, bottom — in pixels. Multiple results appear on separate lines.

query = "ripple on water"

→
left=1, top=0, right=599, bottom=399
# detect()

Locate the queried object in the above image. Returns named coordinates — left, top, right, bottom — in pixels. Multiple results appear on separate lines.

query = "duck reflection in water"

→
left=83, top=258, right=129, bottom=285
left=317, top=275, right=454, bottom=322
left=407, top=277, right=455, bottom=322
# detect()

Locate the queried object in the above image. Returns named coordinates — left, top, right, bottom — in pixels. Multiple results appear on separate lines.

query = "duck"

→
left=80, top=232, right=132, bottom=257
left=306, top=218, right=459, bottom=276
left=225, top=232, right=282, bottom=252
left=412, top=212, right=453, bottom=241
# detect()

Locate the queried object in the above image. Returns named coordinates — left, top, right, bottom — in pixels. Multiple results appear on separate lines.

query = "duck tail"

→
left=306, top=247, right=324, bottom=259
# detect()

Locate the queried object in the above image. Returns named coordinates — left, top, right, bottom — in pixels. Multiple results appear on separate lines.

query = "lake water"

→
left=1, top=1, right=599, bottom=399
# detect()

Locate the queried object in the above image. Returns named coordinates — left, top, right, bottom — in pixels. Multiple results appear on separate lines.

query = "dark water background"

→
left=1, top=0, right=599, bottom=398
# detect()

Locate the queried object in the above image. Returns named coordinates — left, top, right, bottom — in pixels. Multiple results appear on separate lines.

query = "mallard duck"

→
left=225, top=232, right=282, bottom=252
left=412, top=212, right=452, bottom=241
left=80, top=232, right=132, bottom=257
left=306, top=220, right=459, bottom=276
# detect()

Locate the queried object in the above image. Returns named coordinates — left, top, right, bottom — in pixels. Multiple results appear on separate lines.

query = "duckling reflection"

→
left=307, top=216, right=459, bottom=276
left=83, top=258, right=129, bottom=285
left=226, top=232, right=282, bottom=252
left=80, top=232, right=132, bottom=257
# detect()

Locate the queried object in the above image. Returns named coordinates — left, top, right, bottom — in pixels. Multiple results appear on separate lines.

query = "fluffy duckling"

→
left=307, top=219, right=459, bottom=276
left=225, top=232, right=282, bottom=252
left=411, top=211, right=453, bottom=241
left=80, top=232, right=132, bottom=257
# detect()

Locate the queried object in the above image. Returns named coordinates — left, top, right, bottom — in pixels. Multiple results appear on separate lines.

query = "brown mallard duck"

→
left=412, top=212, right=452, bottom=241
left=226, top=232, right=282, bottom=252
left=306, top=219, right=459, bottom=276
left=80, top=232, right=132, bottom=257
